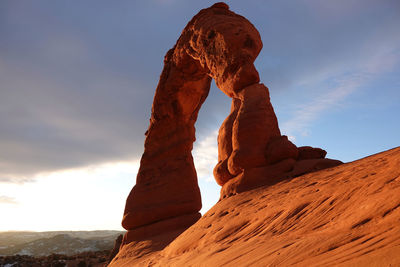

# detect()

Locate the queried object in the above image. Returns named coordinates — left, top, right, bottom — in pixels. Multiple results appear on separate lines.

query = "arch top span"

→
left=173, top=2, right=262, bottom=97
left=120, top=2, right=342, bottom=246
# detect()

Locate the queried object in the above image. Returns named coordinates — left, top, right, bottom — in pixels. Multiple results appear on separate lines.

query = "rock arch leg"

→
left=228, top=83, right=282, bottom=175
left=213, top=98, right=240, bottom=186
left=213, top=83, right=283, bottom=185
left=121, top=49, right=211, bottom=243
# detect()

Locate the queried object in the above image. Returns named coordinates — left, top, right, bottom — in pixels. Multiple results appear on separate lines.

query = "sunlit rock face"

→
left=111, top=147, right=400, bottom=266
left=121, top=2, right=341, bottom=246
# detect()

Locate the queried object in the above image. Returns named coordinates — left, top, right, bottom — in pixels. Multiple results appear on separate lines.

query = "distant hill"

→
left=0, top=230, right=124, bottom=257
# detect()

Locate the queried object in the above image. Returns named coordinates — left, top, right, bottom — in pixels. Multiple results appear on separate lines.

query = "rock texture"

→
left=111, top=147, right=400, bottom=266
left=121, top=2, right=341, bottom=246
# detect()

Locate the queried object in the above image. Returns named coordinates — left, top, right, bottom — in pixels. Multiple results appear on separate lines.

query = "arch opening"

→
left=192, top=81, right=229, bottom=215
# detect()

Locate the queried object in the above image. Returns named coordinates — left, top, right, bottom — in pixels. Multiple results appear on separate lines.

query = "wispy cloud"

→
left=281, top=34, right=400, bottom=139
left=281, top=73, right=365, bottom=137
left=0, top=196, right=18, bottom=205
left=193, top=130, right=218, bottom=182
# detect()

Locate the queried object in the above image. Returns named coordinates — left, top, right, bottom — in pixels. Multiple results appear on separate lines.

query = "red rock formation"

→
left=111, top=147, right=400, bottom=267
left=121, top=2, right=342, bottom=246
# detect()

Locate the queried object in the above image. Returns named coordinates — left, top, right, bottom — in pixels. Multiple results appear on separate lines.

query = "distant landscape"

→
left=0, top=231, right=124, bottom=257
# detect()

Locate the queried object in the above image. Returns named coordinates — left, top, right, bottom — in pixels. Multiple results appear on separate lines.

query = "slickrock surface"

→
left=121, top=2, right=342, bottom=246
left=111, top=147, right=400, bottom=266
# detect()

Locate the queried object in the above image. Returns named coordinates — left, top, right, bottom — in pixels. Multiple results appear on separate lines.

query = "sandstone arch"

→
left=121, top=2, right=341, bottom=245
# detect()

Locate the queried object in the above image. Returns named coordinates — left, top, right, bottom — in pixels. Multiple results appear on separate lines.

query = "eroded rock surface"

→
left=121, top=2, right=342, bottom=246
left=111, top=147, right=400, bottom=267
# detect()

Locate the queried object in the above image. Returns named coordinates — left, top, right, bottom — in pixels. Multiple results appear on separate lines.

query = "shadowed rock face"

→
left=121, top=2, right=341, bottom=246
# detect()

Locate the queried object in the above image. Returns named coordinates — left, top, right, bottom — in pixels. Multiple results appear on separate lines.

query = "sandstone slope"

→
left=111, top=147, right=400, bottom=266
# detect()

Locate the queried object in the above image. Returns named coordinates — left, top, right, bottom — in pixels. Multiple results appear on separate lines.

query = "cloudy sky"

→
left=1, top=0, right=399, bottom=231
